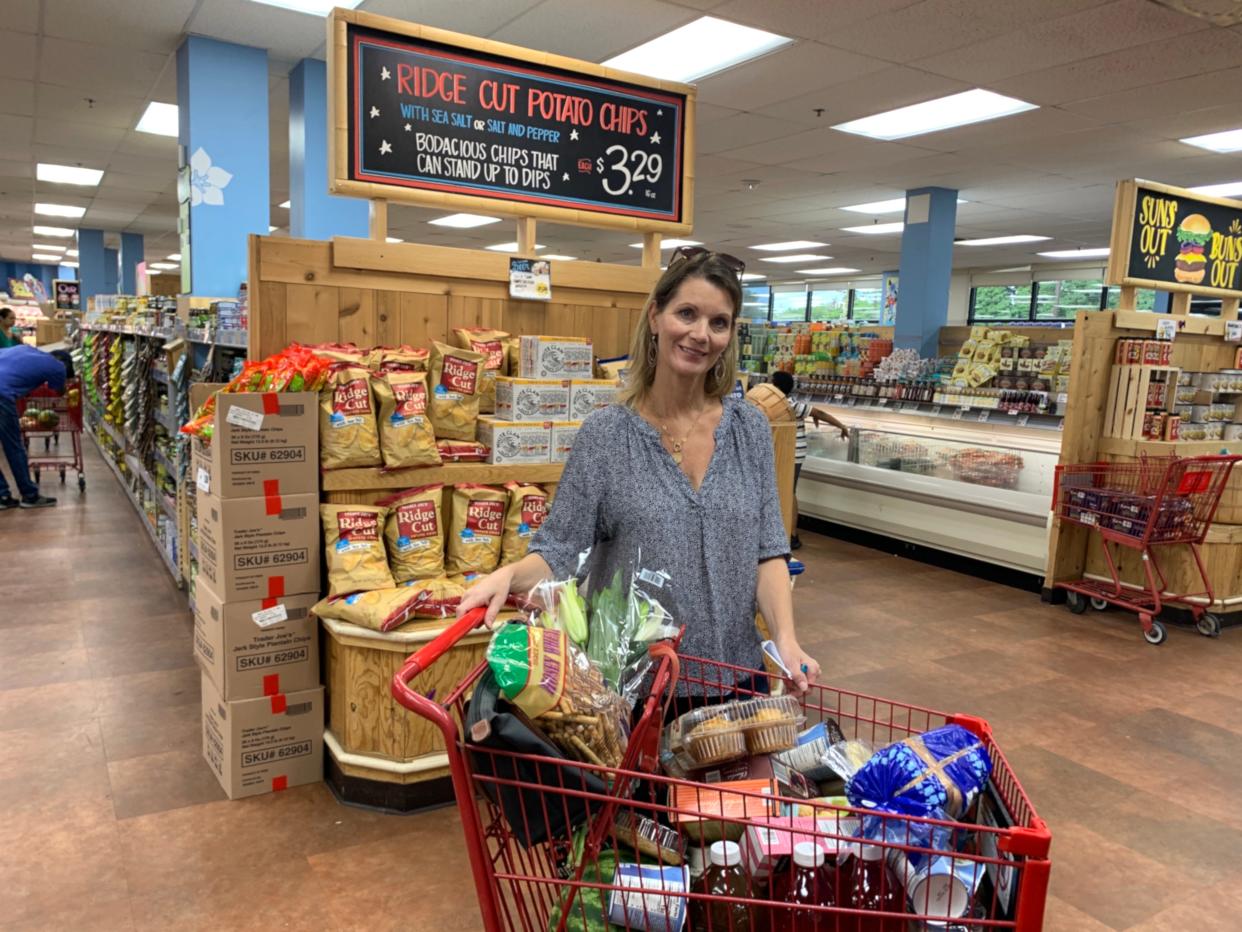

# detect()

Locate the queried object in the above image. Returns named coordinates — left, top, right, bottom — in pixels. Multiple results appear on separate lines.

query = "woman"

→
left=0, top=307, right=19, bottom=349
left=459, top=248, right=821, bottom=694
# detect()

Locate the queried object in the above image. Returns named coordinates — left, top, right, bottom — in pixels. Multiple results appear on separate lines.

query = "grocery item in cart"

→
left=773, top=720, right=846, bottom=782
left=320, top=363, right=382, bottom=469
left=846, top=725, right=992, bottom=820
left=612, top=811, right=687, bottom=865
left=429, top=341, right=486, bottom=440
left=690, top=841, right=753, bottom=932
left=608, top=862, right=689, bottom=932
left=446, top=484, right=507, bottom=574
left=670, top=779, right=778, bottom=843
left=381, top=484, right=445, bottom=582
left=321, top=504, right=395, bottom=597
left=734, top=695, right=804, bottom=755
left=500, top=481, right=549, bottom=566
left=373, top=369, right=441, bottom=468
left=669, top=705, right=747, bottom=768
left=312, top=585, right=426, bottom=633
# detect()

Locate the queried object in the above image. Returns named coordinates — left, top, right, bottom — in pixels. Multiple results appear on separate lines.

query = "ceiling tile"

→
left=491, top=0, right=696, bottom=61
left=696, top=112, right=806, bottom=156
left=43, top=0, right=197, bottom=53
left=759, top=66, right=970, bottom=129
left=99, top=172, right=174, bottom=195
left=0, top=41, right=36, bottom=82
left=35, top=85, right=148, bottom=130
left=697, top=41, right=888, bottom=112
left=0, top=78, right=34, bottom=117
left=360, top=0, right=545, bottom=38
left=1064, top=65, right=1242, bottom=124
left=910, top=106, right=1104, bottom=154
left=709, top=0, right=923, bottom=41
left=0, top=0, right=40, bottom=35
left=34, top=121, right=127, bottom=150
left=37, top=38, right=169, bottom=96
left=185, top=0, right=331, bottom=62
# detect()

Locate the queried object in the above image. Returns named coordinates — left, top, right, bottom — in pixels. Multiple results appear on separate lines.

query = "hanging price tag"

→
left=1225, top=321, right=1242, bottom=343
left=931, top=405, right=942, bottom=417
left=226, top=405, right=264, bottom=431
left=1156, top=319, right=1178, bottom=341
left=952, top=407, right=966, bottom=420
left=196, top=467, right=211, bottom=493
left=1017, top=414, right=1031, bottom=427
left=977, top=409, right=991, bottom=423
left=833, top=393, right=844, bottom=402
left=1058, top=418, right=1066, bottom=431
left=877, top=397, right=889, bottom=406
left=252, top=604, right=289, bottom=628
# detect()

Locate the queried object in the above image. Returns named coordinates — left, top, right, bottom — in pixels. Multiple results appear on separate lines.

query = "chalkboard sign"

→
left=330, top=12, right=694, bottom=233
left=1108, top=179, right=1242, bottom=298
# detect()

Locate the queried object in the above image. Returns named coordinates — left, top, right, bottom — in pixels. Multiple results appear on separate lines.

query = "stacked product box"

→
left=188, top=385, right=324, bottom=800
left=487, top=370, right=618, bottom=465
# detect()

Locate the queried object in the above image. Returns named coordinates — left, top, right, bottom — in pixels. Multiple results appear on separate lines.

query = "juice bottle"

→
left=691, top=840, right=753, bottom=932
left=845, top=844, right=903, bottom=932
left=784, top=841, right=834, bottom=932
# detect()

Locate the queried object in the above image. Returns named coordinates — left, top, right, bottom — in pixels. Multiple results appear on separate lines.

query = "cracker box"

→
left=568, top=379, right=619, bottom=420
left=476, top=418, right=552, bottom=465
left=550, top=421, right=582, bottom=464
left=196, top=489, right=320, bottom=601
left=200, top=676, right=324, bottom=800
left=519, top=335, right=593, bottom=379
left=607, top=863, right=689, bottom=932
left=192, top=581, right=319, bottom=701
left=494, top=377, right=570, bottom=422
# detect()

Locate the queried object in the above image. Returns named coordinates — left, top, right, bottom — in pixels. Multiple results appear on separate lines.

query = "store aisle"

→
left=4, top=442, right=1242, bottom=930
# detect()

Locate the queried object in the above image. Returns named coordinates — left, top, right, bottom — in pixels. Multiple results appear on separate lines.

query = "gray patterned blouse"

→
left=529, top=397, right=789, bottom=682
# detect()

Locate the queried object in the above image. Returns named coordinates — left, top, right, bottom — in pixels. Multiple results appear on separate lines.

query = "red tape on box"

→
left=272, top=775, right=288, bottom=792
left=266, top=576, right=286, bottom=599
left=263, top=674, right=280, bottom=696
left=270, top=693, right=287, bottom=714
left=263, top=479, right=282, bottom=516
left=262, top=393, right=280, bottom=415
left=261, top=597, right=278, bottom=610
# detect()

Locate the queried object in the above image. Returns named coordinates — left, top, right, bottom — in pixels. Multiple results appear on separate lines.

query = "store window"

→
left=742, top=284, right=771, bottom=321
left=850, top=288, right=883, bottom=322
left=970, top=284, right=1033, bottom=321
left=1103, top=287, right=1156, bottom=311
left=1033, top=279, right=1104, bottom=320
left=810, top=288, right=849, bottom=322
left=771, top=286, right=810, bottom=322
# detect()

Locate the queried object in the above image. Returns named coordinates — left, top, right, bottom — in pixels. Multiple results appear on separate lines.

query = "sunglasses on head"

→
left=669, top=245, right=746, bottom=279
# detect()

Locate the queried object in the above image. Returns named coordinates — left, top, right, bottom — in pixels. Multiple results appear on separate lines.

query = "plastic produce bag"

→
left=846, top=725, right=992, bottom=820
left=584, top=559, right=678, bottom=709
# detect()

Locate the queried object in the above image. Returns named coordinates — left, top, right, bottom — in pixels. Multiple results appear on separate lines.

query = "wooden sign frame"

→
left=326, top=8, right=696, bottom=236
left=1106, top=178, right=1242, bottom=301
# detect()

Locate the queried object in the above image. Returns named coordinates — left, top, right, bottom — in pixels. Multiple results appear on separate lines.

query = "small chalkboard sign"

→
left=1108, top=179, right=1242, bottom=298
left=329, top=11, right=694, bottom=233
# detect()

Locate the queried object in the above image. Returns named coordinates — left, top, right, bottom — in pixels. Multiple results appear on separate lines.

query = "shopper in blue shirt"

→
left=0, top=345, right=72, bottom=508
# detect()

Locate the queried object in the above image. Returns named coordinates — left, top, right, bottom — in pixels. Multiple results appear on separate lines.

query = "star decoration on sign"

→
left=370, top=106, right=380, bottom=118
left=569, top=129, right=579, bottom=141
left=562, top=172, right=570, bottom=181
left=650, top=131, right=661, bottom=145
left=379, top=140, right=393, bottom=155
left=404, top=123, right=412, bottom=132
left=381, top=66, right=391, bottom=81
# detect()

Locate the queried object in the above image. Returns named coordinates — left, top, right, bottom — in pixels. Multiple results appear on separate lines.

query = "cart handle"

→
left=392, top=606, right=489, bottom=709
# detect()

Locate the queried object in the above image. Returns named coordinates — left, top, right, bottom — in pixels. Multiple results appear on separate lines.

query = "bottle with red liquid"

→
left=783, top=841, right=835, bottom=932
left=691, top=840, right=753, bottom=932
left=846, top=844, right=904, bottom=932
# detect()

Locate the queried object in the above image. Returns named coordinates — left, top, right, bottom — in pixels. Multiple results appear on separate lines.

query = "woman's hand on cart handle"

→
left=776, top=635, right=820, bottom=695
left=457, top=565, right=516, bottom=628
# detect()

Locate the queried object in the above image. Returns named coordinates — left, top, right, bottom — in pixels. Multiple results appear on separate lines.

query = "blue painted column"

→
left=77, top=229, right=107, bottom=301
left=177, top=36, right=269, bottom=297
left=118, top=232, right=144, bottom=295
left=895, top=187, right=958, bottom=359
left=290, top=59, right=368, bottom=240
left=1153, top=292, right=1171, bottom=313
left=103, top=248, right=119, bottom=294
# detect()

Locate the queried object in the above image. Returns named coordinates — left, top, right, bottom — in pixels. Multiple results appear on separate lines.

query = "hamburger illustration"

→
left=1174, top=214, right=1211, bottom=284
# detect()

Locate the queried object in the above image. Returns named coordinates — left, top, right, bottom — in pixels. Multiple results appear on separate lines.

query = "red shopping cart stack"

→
left=17, top=377, right=85, bottom=492
left=391, top=609, right=1052, bottom=932
left=1053, top=454, right=1241, bottom=643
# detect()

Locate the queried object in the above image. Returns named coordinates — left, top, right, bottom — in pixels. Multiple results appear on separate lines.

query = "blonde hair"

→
left=618, top=252, right=742, bottom=408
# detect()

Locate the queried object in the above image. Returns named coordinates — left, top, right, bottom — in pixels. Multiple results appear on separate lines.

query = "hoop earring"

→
left=712, top=355, right=726, bottom=383
left=647, top=334, right=658, bottom=366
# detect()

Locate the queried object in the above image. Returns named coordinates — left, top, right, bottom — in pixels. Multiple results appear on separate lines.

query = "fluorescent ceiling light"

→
left=833, top=89, right=1037, bottom=141
left=1180, top=128, right=1242, bottom=153
left=386, top=237, right=403, bottom=244
left=1037, top=248, right=1110, bottom=259
left=269, top=225, right=278, bottom=232
left=760, top=253, right=832, bottom=264
left=628, top=238, right=702, bottom=249
left=278, top=200, right=291, bottom=209
left=166, top=253, right=181, bottom=261
left=66, top=249, right=78, bottom=257
left=486, top=242, right=545, bottom=252
left=543, top=254, right=577, bottom=261
left=842, top=222, right=904, bottom=235
left=34, top=225, right=74, bottom=237
left=1187, top=180, right=1242, bottom=198
left=801, top=267, right=861, bottom=275
left=35, top=203, right=86, bottom=218
left=841, top=197, right=967, bottom=214
left=32, top=244, right=66, bottom=252
left=247, top=0, right=363, bottom=16
left=136, top=101, right=179, bottom=137
left=603, top=16, right=791, bottom=83
left=957, top=235, right=1050, bottom=246
left=37, top=163, right=103, bottom=186
left=61, top=261, right=78, bottom=268
left=740, top=273, right=766, bottom=281
left=32, top=253, right=62, bottom=261
left=752, top=240, right=827, bottom=251
left=150, top=262, right=178, bottom=270
left=429, top=213, right=501, bottom=228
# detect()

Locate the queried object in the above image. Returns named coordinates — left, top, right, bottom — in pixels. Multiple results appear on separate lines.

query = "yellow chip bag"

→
left=405, top=576, right=466, bottom=620
left=501, top=482, right=549, bottom=566
left=429, top=341, right=486, bottom=441
left=321, top=504, right=395, bottom=597
left=320, top=363, right=382, bottom=469
left=374, top=369, right=441, bottom=469
left=312, top=586, right=425, bottom=633
left=452, top=328, right=509, bottom=415
left=446, top=484, right=507, bottom=575
left=370, top=344, right=429, bottom=372
left=380, top=484, right=445, bottom=583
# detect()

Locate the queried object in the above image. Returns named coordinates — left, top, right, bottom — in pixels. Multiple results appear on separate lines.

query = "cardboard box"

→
left=196, top=489, right=320, bottom=601
left=519, top=335, right=593, bottom=380
left=476, top=418, right=552, bottom=464
left=200, top=675, right=324, bottom=800
left=494, top=377, right=570, bottom=422
left=188, top=385, right=317, bottom=500
left=193, top=581, right=319, bottom=701
left=550, top=421, right=582, bottom=464
left=607, top=863, right=689, bottom=932
left=568, top=379, right=619, bottom=420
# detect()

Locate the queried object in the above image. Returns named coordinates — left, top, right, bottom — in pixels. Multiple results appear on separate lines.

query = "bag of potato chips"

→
left=447, top=484, right=507, bottom=575
left=320, top=363, right=382, bottom=469
left=452, top=328, right=509, bottom=414
left=312, top=586, right=425, bottom=633
left=370, top=345, right=429, bottom=372
left=380, top=484, right=445, bottom=583
left=321, top=504, right=395, bottom=597
left=437, top=439, right=489, bottom=462
left=429, top=342, right=486, bottom=441
left=500, top=482, right=549, bottom=566
left=374, top=369, right=441, bottom=469
left=405, top=576, right=466, bottom=621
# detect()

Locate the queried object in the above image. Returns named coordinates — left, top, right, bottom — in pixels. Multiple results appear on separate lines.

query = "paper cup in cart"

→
left=889, top=850, right=985, bottom=925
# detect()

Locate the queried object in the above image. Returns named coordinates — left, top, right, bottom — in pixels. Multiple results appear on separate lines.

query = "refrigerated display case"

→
left=799, top=406, right=1061, bottom=575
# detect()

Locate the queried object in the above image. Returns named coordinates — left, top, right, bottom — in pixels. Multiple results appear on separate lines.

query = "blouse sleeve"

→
left=528, top=411, right=611, bottom=579
left=745, top=404, right=791, bottom=562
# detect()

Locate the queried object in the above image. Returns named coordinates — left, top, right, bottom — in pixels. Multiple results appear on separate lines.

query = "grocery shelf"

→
left=153, top=446, right=180, bottom=477
left=322, top=461, right=565, bottom=492
left=797, top=392, right=1064, bottom=432
left=90, top=432, right=182, bottom=586
left=82, top=324, right=176, bottom=339
left=153, top=409, right=180, bottom=434
left=1097, top=437, right=1242, bottom=457
left=151, top=367, right=169, bottom=385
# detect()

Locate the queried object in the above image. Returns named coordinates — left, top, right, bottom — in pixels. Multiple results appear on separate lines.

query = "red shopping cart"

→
left=392, top=608, right=1052, bottom=931
left=1053, top=454, right=1241, bottom=643
left=17, top=377, right=85, bottom=492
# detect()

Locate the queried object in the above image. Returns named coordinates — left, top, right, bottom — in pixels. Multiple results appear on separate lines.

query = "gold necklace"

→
left=658, top=404, right=709, bottom=465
